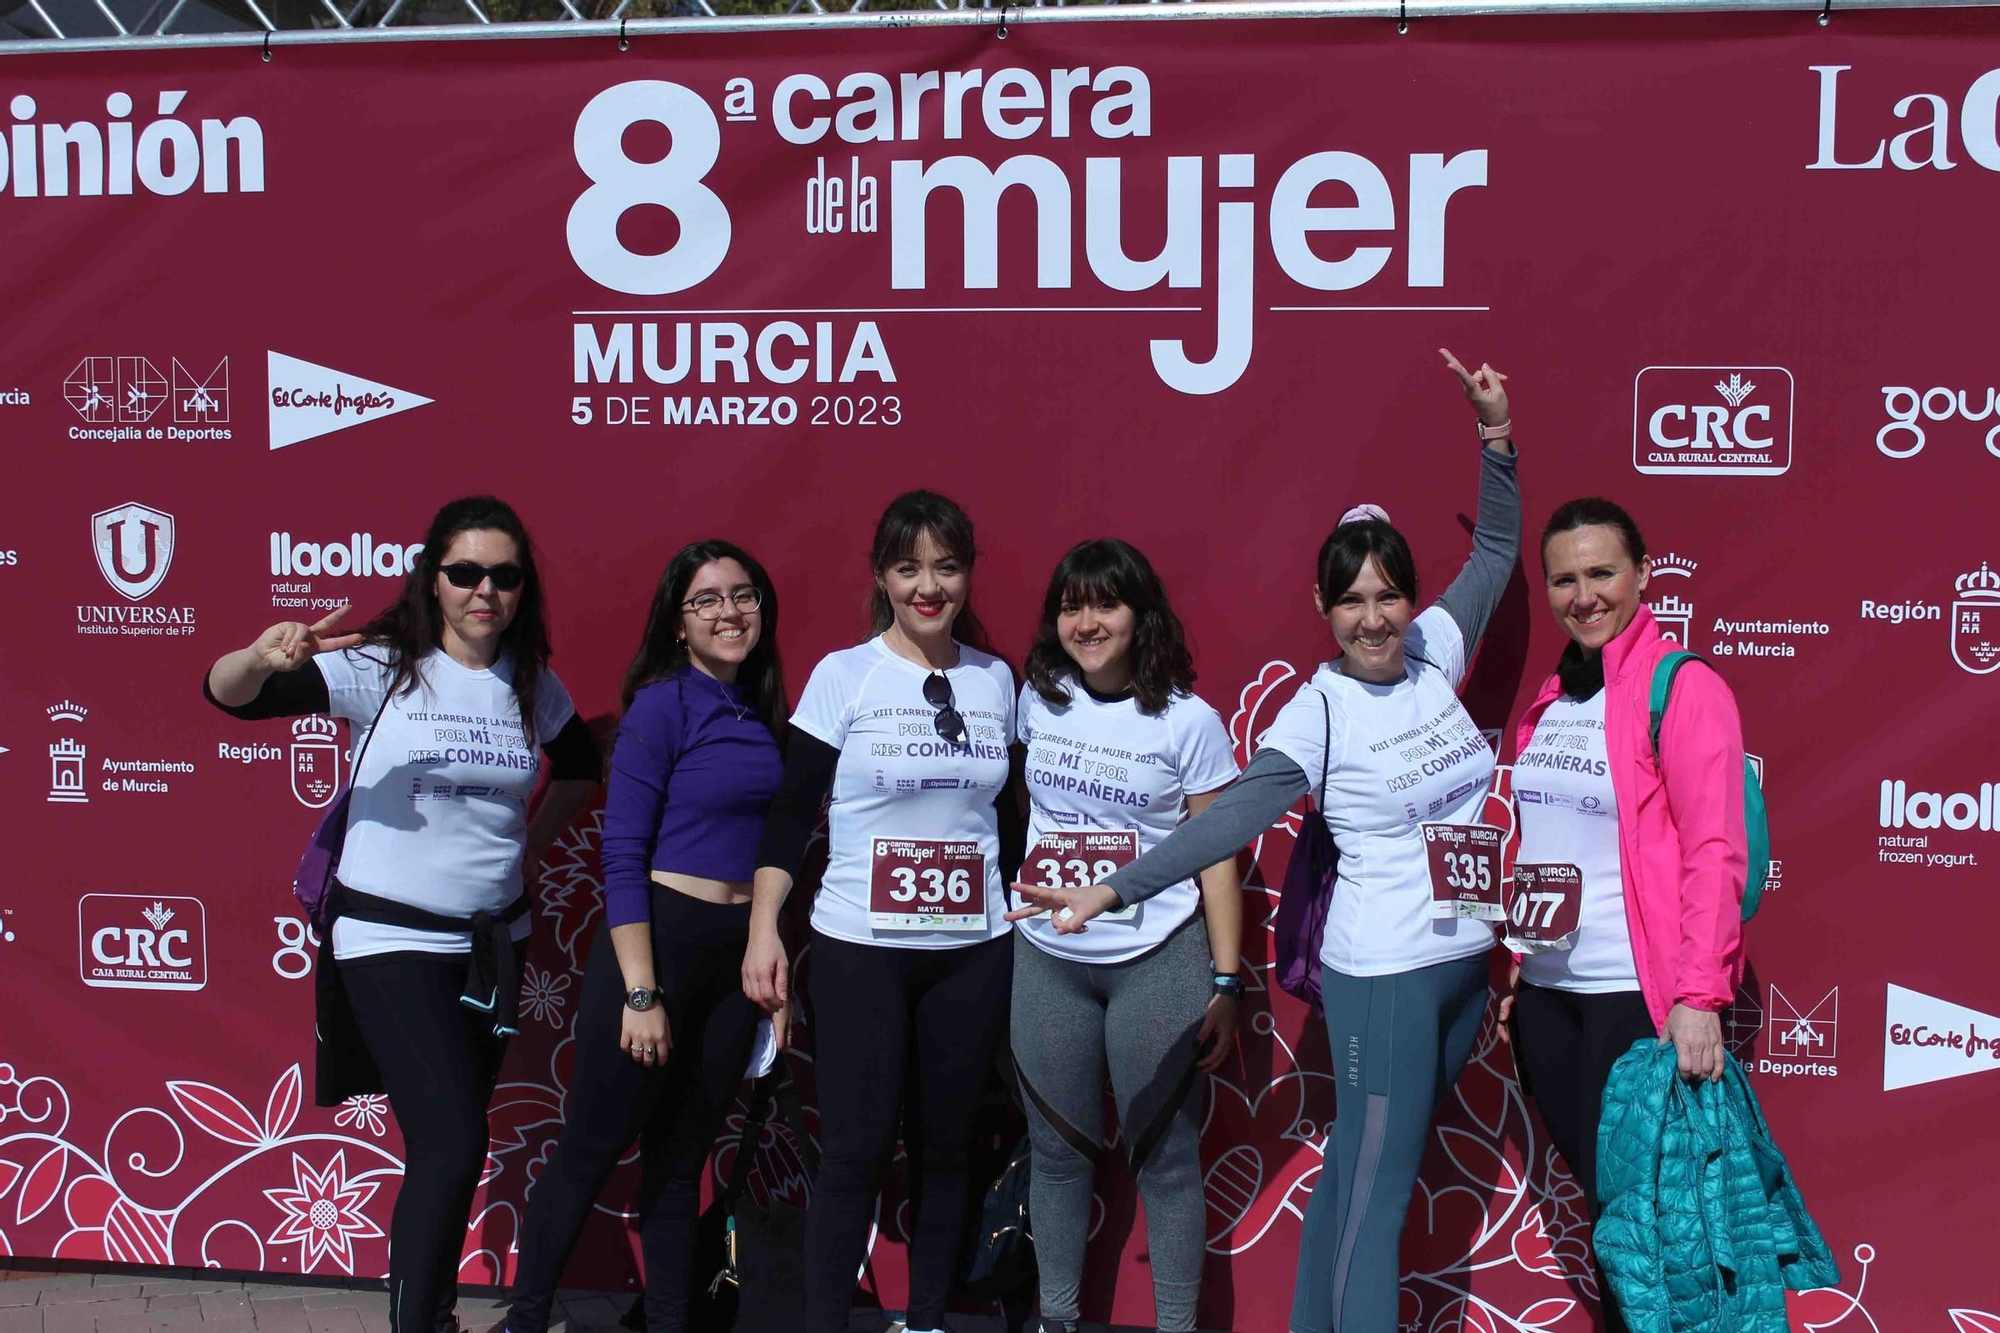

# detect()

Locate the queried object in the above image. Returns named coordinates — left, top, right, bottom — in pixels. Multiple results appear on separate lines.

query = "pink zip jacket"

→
left=1513, top=605, right=1747, bottom=1032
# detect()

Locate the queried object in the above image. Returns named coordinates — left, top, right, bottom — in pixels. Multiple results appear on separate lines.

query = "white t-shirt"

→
left=1017, top=679, right=1241, bottom=964
left=1257, top=607, right=1499, bottom=977
left=1514, top=690, right=1639, bottom=992
left=790, top=636, right=1016, bottom=949
left=321, top=648, right=577, bottom=961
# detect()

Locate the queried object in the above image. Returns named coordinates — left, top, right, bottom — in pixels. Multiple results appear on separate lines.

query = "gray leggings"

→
left=1290, top=953, right=1489, bottom=1333
left=1010, top=914, right=1212, bottom=1333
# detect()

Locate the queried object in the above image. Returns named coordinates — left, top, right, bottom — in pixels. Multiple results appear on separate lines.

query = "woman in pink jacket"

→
left=1499, top=496, right=1748, bottom=1333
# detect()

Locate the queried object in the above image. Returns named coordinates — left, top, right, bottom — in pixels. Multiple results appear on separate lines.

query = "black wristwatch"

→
left=1210, top=964, right=1244, bottom=999
left=625, top=986, right=663, bottom=1012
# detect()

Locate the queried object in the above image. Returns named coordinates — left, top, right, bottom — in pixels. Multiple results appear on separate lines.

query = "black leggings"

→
left=508, top=891, right=760, bottom=1333
left=1511, top=983, right=1656, bottom=1333
left=340, top=952, right=509, bottom=1333
left=804, top=930, right=1014, bottom=1333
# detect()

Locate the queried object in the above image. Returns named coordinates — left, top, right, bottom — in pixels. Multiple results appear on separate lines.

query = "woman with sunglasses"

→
left=1012, top=351, right=1520, bottom=1333
left=507, top=541, right=787, bottom=1333
left=745, top=490, right=1018, bottom=1333
left=1004, top=539, right=1244, bottom=1333
left=205, top=496, right=599, bottom=1333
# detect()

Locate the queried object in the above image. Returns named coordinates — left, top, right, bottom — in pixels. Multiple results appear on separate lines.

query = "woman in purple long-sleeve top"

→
left=508, top=540, right=787, bottom=1333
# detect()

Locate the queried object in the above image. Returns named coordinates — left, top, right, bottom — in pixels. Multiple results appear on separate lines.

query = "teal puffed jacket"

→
left=1594, top=1042, right=1839, bottom=1332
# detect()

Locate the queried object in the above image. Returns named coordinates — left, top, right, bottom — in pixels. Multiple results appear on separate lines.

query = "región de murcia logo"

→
left=1952, top=561, right=2000, bottom=675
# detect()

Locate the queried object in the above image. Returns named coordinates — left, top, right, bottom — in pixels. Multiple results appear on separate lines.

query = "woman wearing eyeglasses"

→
left=1010, top=351, right=1520, bottom=1333
left=506, top=541, right=787, bottom=1333
left=745, top=490, right=1018, bottom=1333
left=204, top=496, right=599, bottom=1333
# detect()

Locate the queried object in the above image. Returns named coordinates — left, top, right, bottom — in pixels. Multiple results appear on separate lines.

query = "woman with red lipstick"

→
left=1497, top=498, right=1750, bottom=1332
left=1010, top=351, right=1520, bottom=1333
left=204, top=496, right=600, bottom=1333
left=745, top=490, right=1019, bottom=1333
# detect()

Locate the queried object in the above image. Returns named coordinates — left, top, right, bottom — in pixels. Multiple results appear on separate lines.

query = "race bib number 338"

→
left=1023, top=829, right=1140, bottom=924
left=869, top=837, right=988, bottom=931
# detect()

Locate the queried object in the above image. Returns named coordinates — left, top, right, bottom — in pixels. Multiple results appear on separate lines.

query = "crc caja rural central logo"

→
left=1633, top=366, right=1794, bottom=476
left=78, top=892, right=207, bottom=991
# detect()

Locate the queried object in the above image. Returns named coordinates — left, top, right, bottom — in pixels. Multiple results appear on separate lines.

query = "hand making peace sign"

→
left=247, top=603, right=366, bottom=672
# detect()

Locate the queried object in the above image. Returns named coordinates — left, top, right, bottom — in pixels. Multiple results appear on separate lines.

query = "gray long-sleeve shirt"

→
left=1104, top=444, right=1520, bottom=907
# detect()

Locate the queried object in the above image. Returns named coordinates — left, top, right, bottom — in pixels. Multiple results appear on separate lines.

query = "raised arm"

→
left=1434, top=349, right=1521, bottom=659
left=204, top=603, right=365, bottom=716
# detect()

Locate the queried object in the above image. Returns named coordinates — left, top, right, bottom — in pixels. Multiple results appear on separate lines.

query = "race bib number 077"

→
left=869, top=837, right=988, bottom=932
left=1503, top=862, right=1583, bottom=953
left=1023, top=829, right=1140, bottom=923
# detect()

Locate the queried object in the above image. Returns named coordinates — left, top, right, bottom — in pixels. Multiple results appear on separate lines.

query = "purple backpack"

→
left=1273, top=689, right=1338, bottom=1008
left=293, top=691, right=390, bottom=930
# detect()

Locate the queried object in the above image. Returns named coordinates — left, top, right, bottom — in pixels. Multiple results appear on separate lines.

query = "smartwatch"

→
left=625, top=986, right=663, bottom=1012
left=1210, top=964, right=1245, bottom=999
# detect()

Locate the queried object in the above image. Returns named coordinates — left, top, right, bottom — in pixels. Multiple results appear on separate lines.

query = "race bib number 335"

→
left=1422, top=822, right=1505, bottom=920
left=869, top=837, right=988, bottom=931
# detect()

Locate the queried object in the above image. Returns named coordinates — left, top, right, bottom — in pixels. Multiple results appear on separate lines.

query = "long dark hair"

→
left=1541, top=497, right=1649, bottom=699
left=358, top=495, right=552, bottom=744
left=1026, top=539, right=1195, bottom=715
left=866, top=489, right=993, bottom=653
left=619, top=539, right=788, bottom=741
left=1316, top=518, right=1420, bottom=607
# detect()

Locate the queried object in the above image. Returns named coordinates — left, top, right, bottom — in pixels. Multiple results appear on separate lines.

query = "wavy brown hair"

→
left=1025, top=539, right=1195, bottom=715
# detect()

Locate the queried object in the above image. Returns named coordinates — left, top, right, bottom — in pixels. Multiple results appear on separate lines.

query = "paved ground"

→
left=0, top=1261, right=1043, bottom=1333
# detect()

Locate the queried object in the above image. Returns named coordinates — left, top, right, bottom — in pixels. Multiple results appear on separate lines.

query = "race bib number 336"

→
left=869, top=837, right=988, bottom=931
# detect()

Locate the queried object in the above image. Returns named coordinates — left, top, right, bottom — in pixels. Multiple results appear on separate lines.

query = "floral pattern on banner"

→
left=0, top=666, right=1980, bottom=1327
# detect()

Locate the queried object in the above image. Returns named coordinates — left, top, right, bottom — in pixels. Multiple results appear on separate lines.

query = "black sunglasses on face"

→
left=440, top=560, right=525, bottom=592
left=922, top=671, right=967, bottom=747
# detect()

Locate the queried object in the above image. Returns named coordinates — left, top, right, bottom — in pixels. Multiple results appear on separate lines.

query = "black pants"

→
left=804, top=930, right=1013, bottom=1333
left=1512, top=983, right=1656, bottom=1333
left=341, top=952, right=510, bottom=1333
left=508, top=891, right=760, bottom=1333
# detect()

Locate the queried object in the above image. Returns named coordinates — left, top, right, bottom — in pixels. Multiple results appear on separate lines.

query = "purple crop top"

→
left=599, top=666, right=783, bottom=928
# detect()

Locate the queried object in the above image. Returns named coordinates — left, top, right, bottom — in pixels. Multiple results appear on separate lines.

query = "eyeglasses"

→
left=922, top=671, right=967, bottom=747
left=440, top=561, right=525, bottom=592
left=682, top=588, right=763, bottom=620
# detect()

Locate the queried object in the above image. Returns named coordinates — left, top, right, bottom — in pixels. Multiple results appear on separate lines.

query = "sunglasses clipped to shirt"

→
left=923, top=671, right=968, bottom=747
left=440, top=560, right=526, bottom=592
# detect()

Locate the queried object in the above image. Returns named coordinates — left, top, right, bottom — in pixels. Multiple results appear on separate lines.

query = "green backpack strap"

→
left=1648, top=650, right=1703, bottom=756
left=1648, top=649, right=1770, bottom=921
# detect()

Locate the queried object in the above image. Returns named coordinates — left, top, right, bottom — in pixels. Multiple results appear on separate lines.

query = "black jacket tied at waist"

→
left=311, top=881, right=531, bottom=1106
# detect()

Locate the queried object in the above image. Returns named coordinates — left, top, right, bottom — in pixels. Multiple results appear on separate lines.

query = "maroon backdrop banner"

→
left=3, top=11, right=1999, bottom=1330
